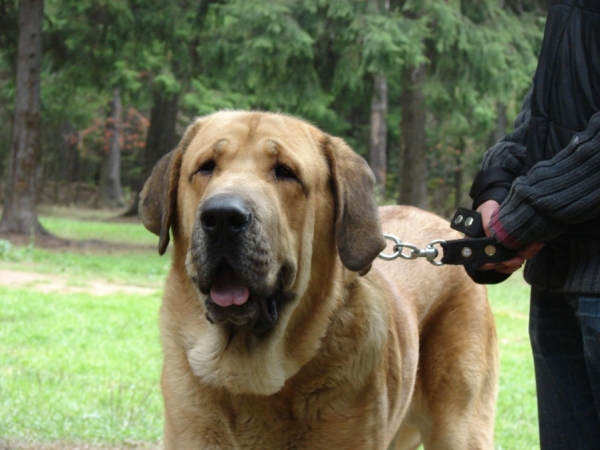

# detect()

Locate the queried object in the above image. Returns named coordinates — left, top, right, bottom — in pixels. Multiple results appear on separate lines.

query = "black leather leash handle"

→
left=441, top=207, right=516, bottom=284
left=449, top=206, right=486, bottom=237
left=440, top=237, right=516, bottom=267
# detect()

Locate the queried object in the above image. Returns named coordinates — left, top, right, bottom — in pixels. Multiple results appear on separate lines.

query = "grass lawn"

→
left=0, top=208, right=169, bottom=287
left=0, top=287, right=163, bottom=446
left=1, top=211, right=167, bottom=448
left=0, top=210, right=540, bottom=449
left=488, top=276, right=539, bottom=449
left=38, top=213, right=158, bottom=247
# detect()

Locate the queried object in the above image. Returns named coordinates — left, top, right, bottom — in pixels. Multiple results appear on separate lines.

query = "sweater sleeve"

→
left=470, top=89, right=531, bottom=209
left=490, top=111, right=600, bottom=249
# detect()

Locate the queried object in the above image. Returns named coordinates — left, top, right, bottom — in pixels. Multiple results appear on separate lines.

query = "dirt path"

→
left=0, top=439, right=161, bottom=450
left=0, top=269, right=157, bottom=296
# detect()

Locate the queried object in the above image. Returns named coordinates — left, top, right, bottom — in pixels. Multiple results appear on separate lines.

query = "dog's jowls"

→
left=140, top=111, right=498, bottom=450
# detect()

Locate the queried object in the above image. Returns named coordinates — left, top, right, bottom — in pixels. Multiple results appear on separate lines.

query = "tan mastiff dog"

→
left=140, top=111, right=498, bottom=450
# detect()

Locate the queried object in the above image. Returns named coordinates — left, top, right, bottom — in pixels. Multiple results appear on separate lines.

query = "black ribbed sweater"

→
left=470, top=0, right=600, bottom=293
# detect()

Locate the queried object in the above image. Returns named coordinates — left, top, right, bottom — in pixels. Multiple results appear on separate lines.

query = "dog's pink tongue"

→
left=210, top=270, right=250, bottom=307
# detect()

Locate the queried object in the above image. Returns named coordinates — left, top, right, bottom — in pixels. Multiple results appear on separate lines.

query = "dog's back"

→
left=374, top=205, right=498, bottom=449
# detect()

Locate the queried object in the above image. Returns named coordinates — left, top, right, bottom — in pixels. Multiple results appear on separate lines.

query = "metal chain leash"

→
left=378, top=234, right=446, bottom=266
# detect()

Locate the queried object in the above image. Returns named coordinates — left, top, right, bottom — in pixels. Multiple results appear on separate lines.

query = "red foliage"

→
left=76, top=108, right=149, bottom=156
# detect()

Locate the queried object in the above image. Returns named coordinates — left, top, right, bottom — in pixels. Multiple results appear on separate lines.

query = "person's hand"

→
left=476, top=200, right=500, bottom=238
left=478, top=243, right=545, bottom=273
left=475, top=200, right=545, bottom=274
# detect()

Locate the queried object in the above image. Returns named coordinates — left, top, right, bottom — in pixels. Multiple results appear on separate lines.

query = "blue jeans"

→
left=529, top=289, right=600, bottom=449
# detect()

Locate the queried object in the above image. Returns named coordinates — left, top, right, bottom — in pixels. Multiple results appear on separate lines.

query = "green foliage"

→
left=395, top=0, right=544, bottom=210
left=44, top=0, right=135, bottom=89
left=0, top=10, right=16, bottom=177
left=359, top=12, right=428, bottom=75
left=0, top=237, right=36, bottom=262
left=0, top=0, right=545, bottom=213
left=329, top=4, right=427, bottom=92
left=0, top=0, right=18, bottom=65
left=182, top=76, right=256, bottom=117
left=421, top=0, right=540, bottom=137
left=206, top=1, right=318, bottom=109
left=0, top=239, right=13, bottom=257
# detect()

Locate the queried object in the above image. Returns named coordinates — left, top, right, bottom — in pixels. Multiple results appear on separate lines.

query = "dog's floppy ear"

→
left=139, top=149, right=182, bottom=255
left=324, top=136, right=386, bottom=273
left=140, top=120, right=203, bottom=255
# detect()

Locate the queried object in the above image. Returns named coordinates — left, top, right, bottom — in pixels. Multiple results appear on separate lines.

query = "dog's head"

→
left=140, top=111, right=385, bottom=338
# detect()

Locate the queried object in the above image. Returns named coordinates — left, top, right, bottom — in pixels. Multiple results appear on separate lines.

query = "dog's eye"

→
left=196, top=159, right=216, bottom=176
left=274, top=164, right=298, bottom=182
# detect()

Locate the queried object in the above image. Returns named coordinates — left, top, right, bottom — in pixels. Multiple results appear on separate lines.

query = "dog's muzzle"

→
left=189, top=194, right=292, bottom=335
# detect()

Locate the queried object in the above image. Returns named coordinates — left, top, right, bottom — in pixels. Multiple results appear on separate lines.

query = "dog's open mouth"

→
left=205, top=261, right=283, bottom=334
left=210, top=263, right=251, bottom=307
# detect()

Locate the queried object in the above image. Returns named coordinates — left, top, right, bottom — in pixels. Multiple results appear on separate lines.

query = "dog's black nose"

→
left=200, top=195, right=252, bottom=236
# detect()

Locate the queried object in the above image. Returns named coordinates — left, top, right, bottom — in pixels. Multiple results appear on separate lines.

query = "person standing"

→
left=468, top=1, right=600, bottom=448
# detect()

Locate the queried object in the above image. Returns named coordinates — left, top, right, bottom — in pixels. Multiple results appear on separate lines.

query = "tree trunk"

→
left=122, top=91, right=179, bottom=217
left=62, top=122, right=81, bottom=184
left=369, top=73, right=388, bottom=199
left=100, top=88, right=124, bottom=208
left=487, top=103, right=508, bottom=149
left=454, top=145, right=463, bottom=209
left=0, top=0, right=48, bottom=236
left=398, top=64, right=428, bottom=209
left=143, top=92, right=179, bottom=180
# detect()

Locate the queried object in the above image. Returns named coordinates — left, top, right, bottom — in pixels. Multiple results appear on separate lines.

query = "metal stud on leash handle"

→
left=379, top=234, right=446, bottom=266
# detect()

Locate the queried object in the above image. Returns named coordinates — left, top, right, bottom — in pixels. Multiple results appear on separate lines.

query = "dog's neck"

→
left=183, top=258, right=351, bottom=396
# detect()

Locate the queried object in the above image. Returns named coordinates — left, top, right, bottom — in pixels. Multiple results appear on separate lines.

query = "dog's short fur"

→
left=140, top=111, right=498, bottom=450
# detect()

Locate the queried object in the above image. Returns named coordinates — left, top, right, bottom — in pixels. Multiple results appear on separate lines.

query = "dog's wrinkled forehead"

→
left=180, top=112, right=328, bottom=181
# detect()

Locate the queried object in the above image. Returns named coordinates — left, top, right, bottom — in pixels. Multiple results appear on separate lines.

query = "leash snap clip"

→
left=379, top=234, right=445, bottom=266
left=426, top=239, right=446, bottom=266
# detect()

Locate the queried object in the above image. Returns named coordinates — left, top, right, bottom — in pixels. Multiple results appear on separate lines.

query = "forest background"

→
left=0, top=0, right=548, bottom=228
left=1, top=0, right=549, bottom=447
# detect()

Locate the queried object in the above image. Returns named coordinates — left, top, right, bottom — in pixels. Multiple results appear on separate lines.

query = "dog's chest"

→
left=202, top=384, right=385, bottom=450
